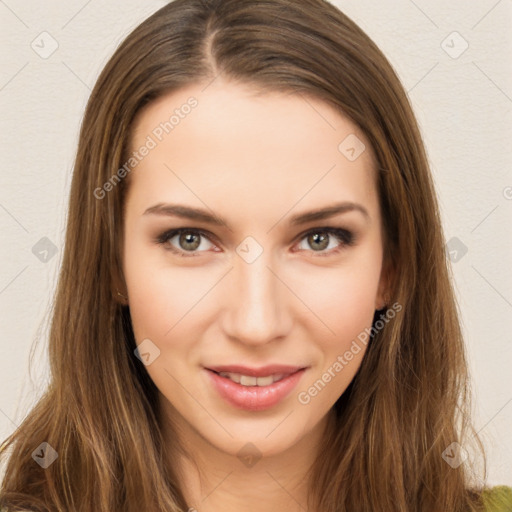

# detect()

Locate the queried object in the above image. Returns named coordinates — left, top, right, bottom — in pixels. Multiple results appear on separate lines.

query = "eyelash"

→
left=154, top=227, right=355, bottom=258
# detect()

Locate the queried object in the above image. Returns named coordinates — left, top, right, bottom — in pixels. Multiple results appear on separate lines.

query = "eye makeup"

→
left=153, top=226, right=356, bottom=258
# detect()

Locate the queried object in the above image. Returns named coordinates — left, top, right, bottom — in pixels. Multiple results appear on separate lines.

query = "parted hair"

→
left=1, top=1, right=487, bottom=510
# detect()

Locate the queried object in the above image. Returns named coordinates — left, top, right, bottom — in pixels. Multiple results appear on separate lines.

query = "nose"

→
left=220, top=250, right=293, bottom=346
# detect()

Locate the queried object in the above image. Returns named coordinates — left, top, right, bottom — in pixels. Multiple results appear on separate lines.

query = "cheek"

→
left=293, top=246, right=382, bottom=402
left=307, top=269, right=377, bottom=366
left=294, top=248, right=383, bottom=338
left=123, top=234, right=205, bottom=342
left=310, top=270, right=378, bottom=327
left=126, top=265, right=211, bottom=342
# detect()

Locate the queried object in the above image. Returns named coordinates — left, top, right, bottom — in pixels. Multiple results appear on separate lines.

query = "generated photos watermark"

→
left=297, top=301, right=402, bottom=405
left=93, top=96, right=198, bottom=200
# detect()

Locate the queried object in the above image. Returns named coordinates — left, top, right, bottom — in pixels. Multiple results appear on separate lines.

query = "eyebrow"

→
left=143, top=201, right=370, bottom=228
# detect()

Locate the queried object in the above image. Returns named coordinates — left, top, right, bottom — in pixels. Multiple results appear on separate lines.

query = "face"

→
left=122, top=78, right=388, bottom=459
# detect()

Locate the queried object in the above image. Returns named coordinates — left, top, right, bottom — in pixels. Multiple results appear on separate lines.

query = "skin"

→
left=122, top=78, right=390, bottom=512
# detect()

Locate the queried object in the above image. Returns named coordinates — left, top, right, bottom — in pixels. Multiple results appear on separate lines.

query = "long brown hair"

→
left=0, top=0, right=488, bottom=510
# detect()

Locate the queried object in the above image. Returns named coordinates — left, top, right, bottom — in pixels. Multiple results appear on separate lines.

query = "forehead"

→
left=125, top=79, right=379, bottom=220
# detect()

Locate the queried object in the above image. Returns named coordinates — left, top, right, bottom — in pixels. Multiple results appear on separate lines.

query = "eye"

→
left=155, top=228, right=218, bottom=257
left=294, top=227, right=354, bottom=256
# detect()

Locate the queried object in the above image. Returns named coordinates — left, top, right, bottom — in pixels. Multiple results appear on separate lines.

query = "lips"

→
left=204, top=364, right=307, bottom=411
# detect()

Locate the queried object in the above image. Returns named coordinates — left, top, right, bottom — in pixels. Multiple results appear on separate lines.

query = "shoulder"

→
left=480, top=485, right=512, bottom=512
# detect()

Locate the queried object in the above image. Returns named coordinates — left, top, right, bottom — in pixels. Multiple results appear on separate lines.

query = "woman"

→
left=1, top=0, right=510, bottom=510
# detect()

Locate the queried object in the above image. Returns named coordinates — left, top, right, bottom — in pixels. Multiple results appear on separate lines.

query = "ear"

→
left=375, top=256, right=395, bottom=310
left=111, top=268, right=129, bottom=305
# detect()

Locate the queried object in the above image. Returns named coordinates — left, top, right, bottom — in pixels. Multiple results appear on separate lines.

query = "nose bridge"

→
left=222, top=245, right=290, bottom=345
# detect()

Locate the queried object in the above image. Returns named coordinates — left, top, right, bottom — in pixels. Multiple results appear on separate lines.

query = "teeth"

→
left=218, top=372, right=287, bottom=386
left=240, top=375, right=258, bottom=386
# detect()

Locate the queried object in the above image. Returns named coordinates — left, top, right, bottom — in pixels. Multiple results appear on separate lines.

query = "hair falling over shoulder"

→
left=0, top=1, right=489, bottom=510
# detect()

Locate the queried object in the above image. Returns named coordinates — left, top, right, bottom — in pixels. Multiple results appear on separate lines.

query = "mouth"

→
left=204, top=365, right=307, bottom=411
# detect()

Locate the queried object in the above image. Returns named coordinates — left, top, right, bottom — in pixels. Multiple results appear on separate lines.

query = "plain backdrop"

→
left=0, top=0, right=511, bottom=486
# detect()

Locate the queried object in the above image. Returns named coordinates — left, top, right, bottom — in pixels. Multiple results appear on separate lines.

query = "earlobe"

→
left=115, top=290, right=129, bottom=305
left=375, top=292, right=387, bottom=311
left=375, top=293, right=389, bottom=311
left=111, top=272, right=129, bottom=305
left=375, top=258, right=394, bottom=311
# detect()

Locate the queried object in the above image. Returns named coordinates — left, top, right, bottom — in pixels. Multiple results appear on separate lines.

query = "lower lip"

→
left=205, top=368, right=306, bottom=411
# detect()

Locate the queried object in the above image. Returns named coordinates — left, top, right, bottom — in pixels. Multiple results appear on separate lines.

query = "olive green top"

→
left=482, top=485, right=512, bottom=511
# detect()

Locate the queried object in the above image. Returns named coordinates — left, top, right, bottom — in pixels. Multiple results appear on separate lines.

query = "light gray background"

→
left=0, top=0, right=511, bottom=486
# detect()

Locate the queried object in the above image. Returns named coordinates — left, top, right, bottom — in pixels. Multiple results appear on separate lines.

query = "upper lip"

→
left=206, top=364, right=306, bottom=377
